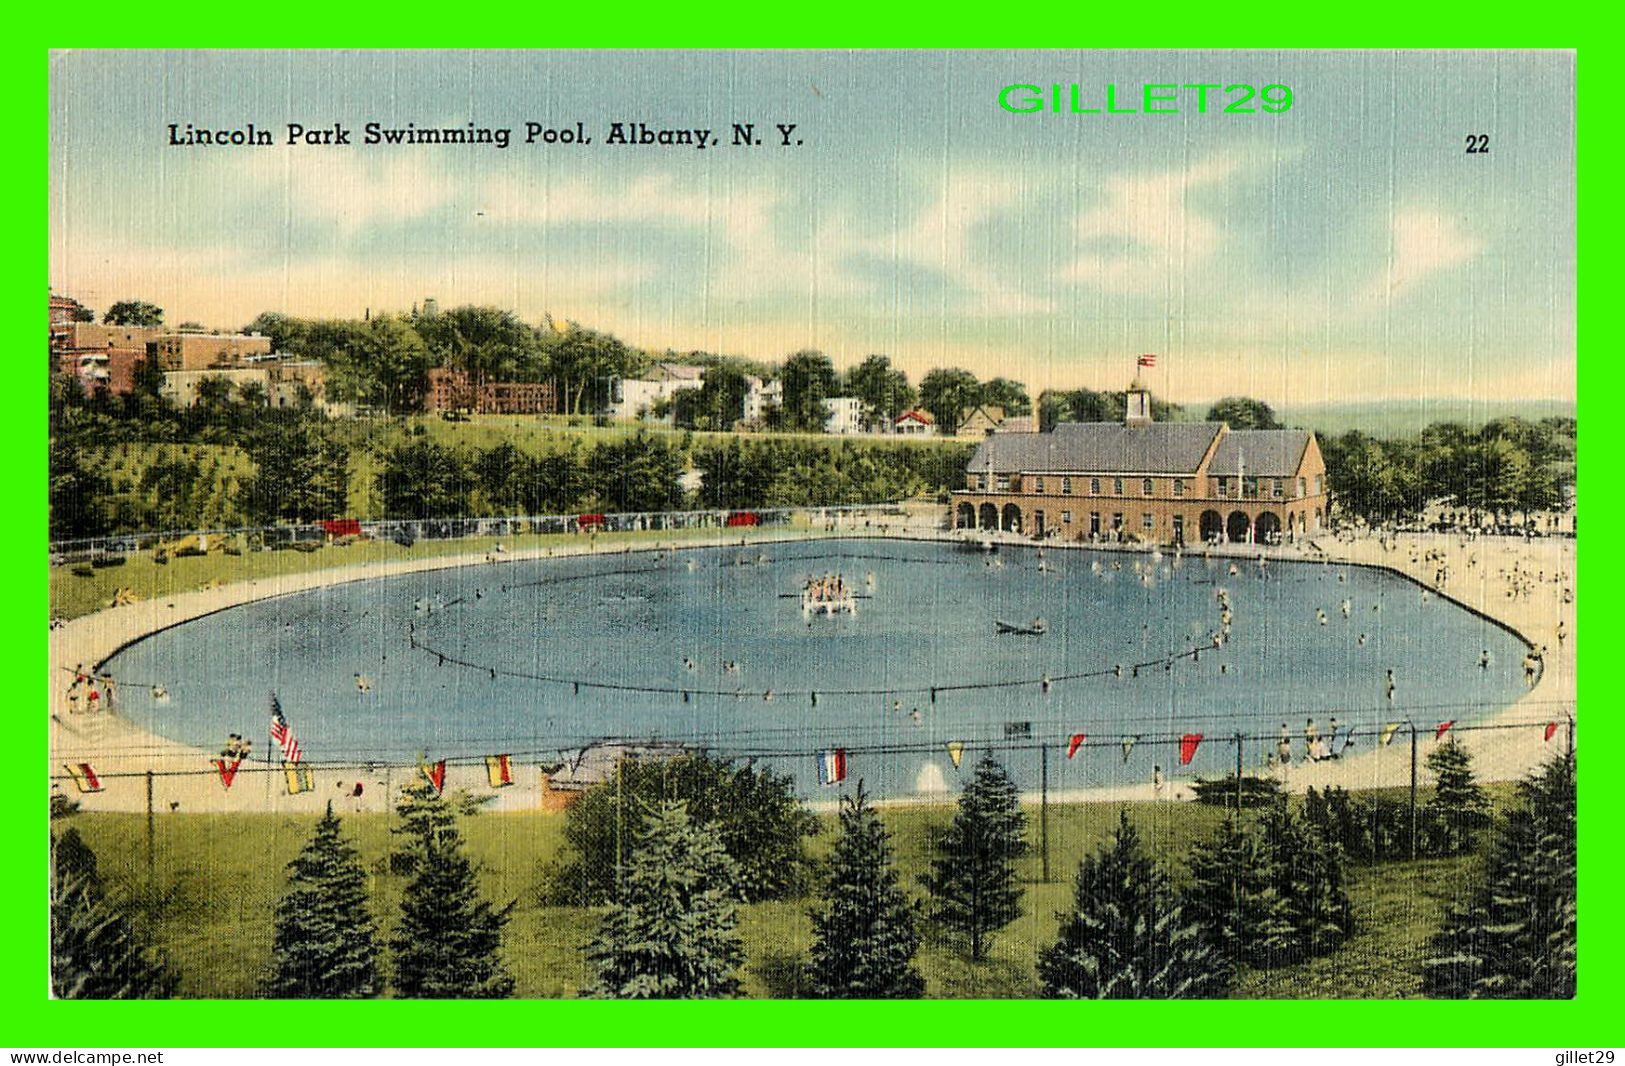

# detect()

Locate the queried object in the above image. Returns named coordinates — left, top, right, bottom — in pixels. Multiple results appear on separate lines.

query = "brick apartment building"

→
left=50, top=306, right=166, bottom=396
left=149, top=331, right=272, bottom=370
left=426, top=367, right=558, bottom=415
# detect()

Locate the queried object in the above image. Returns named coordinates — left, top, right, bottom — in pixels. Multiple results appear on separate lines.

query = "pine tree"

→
left=549, top=751, right=819, bottom=906
left=1039, top=810, right=1224, bottom=999
left=1258, top=803, right=1355, bottom=962
left=50, top=828, right=177, bottom=999
left=268, top=801, right=381, bottom=998
left=807, top=783, right=925, bottom=998
left=583, top=800, right=746, bottom=999
left=1181, top=815, right=1297, bottom=977
left=389, top=778, right=462, bottom=874
left=1424, top=752, right=1576, bottom=998
left=390, top=784, right=515, bottom=998
left=923, top=755, right=1029, bottom=960
left=1424, top=737, right=1492, bottom=855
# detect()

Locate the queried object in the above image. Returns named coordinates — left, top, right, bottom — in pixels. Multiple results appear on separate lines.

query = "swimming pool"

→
left=102, top=538, right=1529, bottom=797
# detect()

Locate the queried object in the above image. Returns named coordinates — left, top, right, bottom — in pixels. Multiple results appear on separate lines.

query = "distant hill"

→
left=1276, top=399, right=1576, bottom=439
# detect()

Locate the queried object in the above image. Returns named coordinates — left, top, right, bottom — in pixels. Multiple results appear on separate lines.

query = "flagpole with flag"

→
left=270, top=691, right=312, bottom=794
left=1137, top=353, right=1159, bottom=418
left=270, top=692, right=302, bottom=764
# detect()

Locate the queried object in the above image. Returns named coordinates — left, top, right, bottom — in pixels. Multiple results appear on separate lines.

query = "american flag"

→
left=269, top=693, right=302, bottom=764
left=1138, top=353, right=1158, bottom=367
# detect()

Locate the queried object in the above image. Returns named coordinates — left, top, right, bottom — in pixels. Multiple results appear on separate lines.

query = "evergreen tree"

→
left=1181, top=815, right=1297, bottom=977
left=50, top=828, right=177, bottom=999
left=1424, top=753, right=1576, bottom=998
left=1258, top=803, right=1356, bottom=961
left=583, top=800, right=746, bottom=999
left=1039, top=811, right=1224, bottom=999
left=807, top=784, right=925, bottom=998
left=549, top=751, right=819, bottom=906
left=390, top=784, right=515, bottom=998
left=1424, top=737, right=1492, bottom=855
left=923, top=755, right=1029, bottom=959
left=267, top=802, right=381, bottom=998
left=389, top=779, right=490, bottom=872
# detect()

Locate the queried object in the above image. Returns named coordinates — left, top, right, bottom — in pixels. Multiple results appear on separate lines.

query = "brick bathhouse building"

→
left=952, top=381, right=1329, bottom=547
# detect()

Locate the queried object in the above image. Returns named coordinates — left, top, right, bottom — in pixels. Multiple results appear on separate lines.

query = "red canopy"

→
left=725, top=511, right=760, bottom=527
left=322, top=518, right=362, bottom=537
left=577, top=514, right=606, bottom=527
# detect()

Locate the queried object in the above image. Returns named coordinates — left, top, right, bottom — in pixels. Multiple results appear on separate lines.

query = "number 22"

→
left=1465, top=134, right=1490, bottom=154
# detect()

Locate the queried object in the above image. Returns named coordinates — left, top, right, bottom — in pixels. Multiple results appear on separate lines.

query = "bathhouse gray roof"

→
left=967, top=422, right=1226, bottom=475
left=1208, top=430, right=1313, bottom=478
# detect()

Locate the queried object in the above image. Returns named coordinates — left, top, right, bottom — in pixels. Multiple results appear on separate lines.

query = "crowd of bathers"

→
left=805, top=573, right=850, bottom=604
left=64, top=664, right=115, bottom=713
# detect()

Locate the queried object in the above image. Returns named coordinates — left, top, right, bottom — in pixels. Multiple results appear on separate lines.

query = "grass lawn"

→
left=60, top=792, right=1494, bottom=999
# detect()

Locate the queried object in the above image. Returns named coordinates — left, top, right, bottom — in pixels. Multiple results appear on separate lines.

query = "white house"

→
left=893, top=409, right=935, bottom=435
left=743, top=376, right=783, bottom=423
left=822, top=396, right=865, bottom=435
left=610, top=362, right=706, bottom=419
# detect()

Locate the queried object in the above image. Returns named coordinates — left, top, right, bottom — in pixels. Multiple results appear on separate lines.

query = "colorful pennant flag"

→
left=946, top=742, right=965, bottom=769
left=817, top=749, right=847, bottom=786
left=420, top=757, right=448, bottom=794
left=1435, top=720, right=1455, bottom=741
left=1179, top=733, right=1204, bottom=766
left=1544, top=721, right=1560, bottom=743
left=485, top=754, right=514, bottom=788
left=269, top=692, right=302, bottom=764
left=1121, top=736, right=1138, bottom=762
left=1379, top=722, right=1402, bottom=747
left=64, top=762, right=102, bottom=793
left=1067, top=733, right=1087, bottom=759
left=214, top=757, right=243, bottom=790
left=283, top=761, right=314, bottom=795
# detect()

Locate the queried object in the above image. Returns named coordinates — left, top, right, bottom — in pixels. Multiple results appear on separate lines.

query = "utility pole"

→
left=1409, top=723, right=1419, bottom=861
left=1039, top=743, right=1050, bottom=883
left=145, top=769, right=156, bottom=903
left=1234, top=731, right=1244, bottom=812
left=614, top=756, right=624, bottom=897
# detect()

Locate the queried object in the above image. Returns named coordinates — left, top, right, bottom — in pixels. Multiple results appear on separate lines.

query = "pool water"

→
left=103, top=539, right=1529, bottom=798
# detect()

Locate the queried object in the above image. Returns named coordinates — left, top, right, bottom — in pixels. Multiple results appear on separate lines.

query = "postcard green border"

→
left=12, top=20, right=1606, bottom=1048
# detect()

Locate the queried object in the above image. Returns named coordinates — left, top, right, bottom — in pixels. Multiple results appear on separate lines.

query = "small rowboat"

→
left=995, top=618, right=1047, bottom=636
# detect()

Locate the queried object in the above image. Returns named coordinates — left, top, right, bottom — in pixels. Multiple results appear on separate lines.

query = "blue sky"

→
left=48, top=49, right=1574, bottom=406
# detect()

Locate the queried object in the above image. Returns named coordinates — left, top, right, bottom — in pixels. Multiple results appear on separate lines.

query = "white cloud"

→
left=1362, top=208, right=1482, bottom=303
left=873, top=171, right=1053, bottom=315
left=233, top=151, right=465, bottom=236
left=1065, top=154, right=1244, bottom=292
